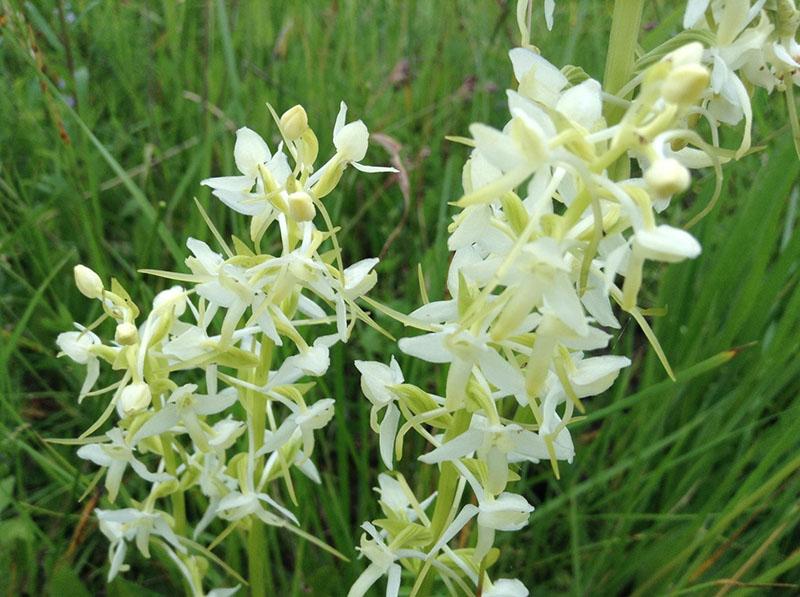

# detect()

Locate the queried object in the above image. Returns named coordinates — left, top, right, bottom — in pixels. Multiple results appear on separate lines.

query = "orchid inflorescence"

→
left=56, top=0, right=800, bottom=595
left=348, top=1, right=800, bottom=595
left=58, top=102, right=395, bottom=595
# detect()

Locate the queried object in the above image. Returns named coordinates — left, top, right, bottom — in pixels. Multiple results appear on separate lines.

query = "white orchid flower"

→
left=133, top=383, right=239, bottom=451
left=483, top=577, right=530, bottom=597
left=216, top=448, right=298, bottom=527
left=375, top=473, right=436, bottom=521
left=332, top=102, right=396, bottom=173
left=355, top=357, right=405, bottom=469
left=419, top=413, right=568, bottom=494
left=256, top=397, right=336, bottom=461
left=565, top=354, right=631, bottom=397
left=335, top=257, right=380, bottom=341
left=185, top=238, right=282, bottom=345
left=429, top=491, right=534, bottom=564
left=348, top=522, right=465, bottom=597
left=399, top=323, right=525, bottom=409
left=96, top=506, right=186, bottom=581
left=201, top=127, right=290, bottom=217
left=194, top=452, right=239, bottom=539
left=77, top=428, right=171, bottom=502
left=684, top=0, right=773, bottom=155
left=56, top=324, right=102, bottom=399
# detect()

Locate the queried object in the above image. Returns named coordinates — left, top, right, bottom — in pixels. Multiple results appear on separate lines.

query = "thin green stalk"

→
left=414, top=408, right=472, bottom=593
left=603, top=0, right=645, bottom=179
left=247, top=521, right=269, bottom=597
left=244, top=336, right=274, bottom=597
left=161, top=433, right=187, bottom=536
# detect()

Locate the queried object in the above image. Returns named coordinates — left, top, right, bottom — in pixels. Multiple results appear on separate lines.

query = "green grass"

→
left=1, top=0, right=798, bottom=595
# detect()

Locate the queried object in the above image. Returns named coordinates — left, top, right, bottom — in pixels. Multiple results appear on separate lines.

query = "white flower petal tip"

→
left=233, top=127, right=271, bottom=178
left=635, top=225, right=702, bottom=262
left=644, top=158, right=691, bottom=198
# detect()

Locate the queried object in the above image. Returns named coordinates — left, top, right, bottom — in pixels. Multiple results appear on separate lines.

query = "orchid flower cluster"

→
left=54, top=1, right=800, bottom=594
left=682, top=0, right=800, bottom=157
left=57, top=103, right=395, bottom=594
left=348, top=1, right=800, bottom=595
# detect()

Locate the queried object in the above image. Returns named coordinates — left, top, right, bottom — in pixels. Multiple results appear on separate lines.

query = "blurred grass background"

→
left=1, top=0, right=799, bottom=595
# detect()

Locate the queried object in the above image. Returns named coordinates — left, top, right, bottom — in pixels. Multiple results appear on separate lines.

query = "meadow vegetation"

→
left=0, top=1, right=798, bottom=594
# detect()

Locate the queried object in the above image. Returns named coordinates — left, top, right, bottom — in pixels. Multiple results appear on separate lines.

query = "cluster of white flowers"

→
left=55, top=1, right=800, bottom=594
left=57, top=103, right=395, bottom=594
left=349, top=1, right=800, bottom=595
left=683, top=0, right=800, bottom=156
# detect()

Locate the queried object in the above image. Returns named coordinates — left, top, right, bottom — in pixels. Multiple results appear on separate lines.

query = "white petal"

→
left=510, top=429, right=549, bottom=462
left=408, top=300, right=458, bottom=324
left=635, top=225, right=701, bottom=262
left=134, top=406, right=180, bottom=441
left=347, top=563, right=387, bottom=597
left=477, top=493, right=534, bottom=531
left=297, top=294, right=327, bottom=319
left=398, top=331, right=452, bottom=364
left=379, top=403, right=401, bottom=470
left=386, top=563, right=402, bottom=597
left=477, top=348, right=525, bottom=396
left=194, top=386, right=239, bottom=415
left=334, top=120, right=369, bottom=163
left=266, top=151, right=292, bottom=186
left=76, top=443, right=113, bottom=467
left=508, top=48, right=567, bottom=105
left=344, top=258, right=380, bottom=291
left=556, top=79, right=602, bottom=130
left=485, top=578, right=529, bottom=597
left=211, top=189, right=265, bottom=216
left=376, top=474, right=409, bottom=512
left=544, top=0, right=555, bottom=30
left=129, top=458, right=171, bottom=483
left=234, top=127, right=270, bottom=178
left=351, top=162, right=397, bottom=173
left=543, top=274, right=588, bottom=336
left=428, top=504, right=479, bottom=556
left=334, top=101, right=348, bottom=138
left=201, top=175, right=254, bottom=192
left=79, top=358, right=100, bottom=398
left=469, top=123, right=526, bottom=172
left=186, top=237, right=224, bottom=273
left=418, top=427, right=483, bottom=463
left=684, top=0, right=710, bottom=29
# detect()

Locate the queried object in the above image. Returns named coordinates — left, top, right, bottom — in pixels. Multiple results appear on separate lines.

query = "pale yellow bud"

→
left=644, top=158, right=691, bottom=197
left=662, top=64, right=709, bottom=105
left=74, top=265, right=104, bottom=299
left=280, top=104, right=309, bottom=140
left=115, top=322, right=138, bottom=345
left=118, top=382, right=151, bottom=416
left=287, top=190, right=316, bottom=222
left=664, top=42, right=704, bottom=68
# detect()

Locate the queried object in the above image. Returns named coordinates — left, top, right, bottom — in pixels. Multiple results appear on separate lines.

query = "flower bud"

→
left=662, top=64, right=709, bottom=105
left=333, top=121, right=369, bottom=163
left=153, top=286, right=186, bottom=316
left=287, top=190, right=316, bottom=222
left=665, top=41, right=704, bottom=67
left=280, top=104, right=309, bottom=141
left=115, top=322, right=138, bottom=345
left=118, top=382, right=152, bottom=416
left=644, top=158, right=691, bottom=197
left=74, top=265, right=104, bottom=299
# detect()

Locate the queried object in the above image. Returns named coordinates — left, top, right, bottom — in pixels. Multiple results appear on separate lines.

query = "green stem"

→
left=161, top=439, right=186, bottom=536
left=244, top=336, right=274, bottom=597
left=414, top=408, right=472, bottom=593
left=248, top=520, right=269, bottom=597
left=603, top=0, right=646, bottom=179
